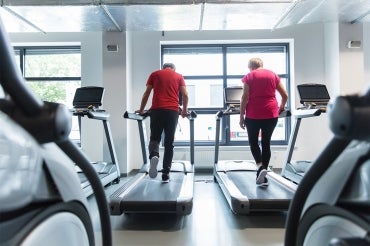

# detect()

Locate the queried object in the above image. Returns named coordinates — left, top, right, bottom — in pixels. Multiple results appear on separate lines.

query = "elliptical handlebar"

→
left=328, top=89, right=370, bottom=141
left=0, top=20, right=43, bottom=116
left=0, top=19, right=112, bottom=246
left=285, top=88, right=370, bottom=246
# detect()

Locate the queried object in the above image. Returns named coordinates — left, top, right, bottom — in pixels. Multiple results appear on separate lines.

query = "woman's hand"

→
left=239, top=115, right=245, bottom=129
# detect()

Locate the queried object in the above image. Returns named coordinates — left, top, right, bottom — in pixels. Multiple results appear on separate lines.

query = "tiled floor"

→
left=89, top=174, right=287, bottom=246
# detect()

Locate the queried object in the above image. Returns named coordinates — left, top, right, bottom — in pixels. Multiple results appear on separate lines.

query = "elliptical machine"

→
left=285, top=88, right=370, bottom=245
left=0, top=19, right=112, bottom=245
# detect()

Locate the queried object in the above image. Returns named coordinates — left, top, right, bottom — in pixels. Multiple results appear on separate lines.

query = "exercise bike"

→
left=285, top=87, right=370, bottom=245
left=0, top=19, right=112, bottom=246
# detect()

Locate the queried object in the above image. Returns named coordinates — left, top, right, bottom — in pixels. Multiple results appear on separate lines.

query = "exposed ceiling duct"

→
left=0, top=0, right=369, bottom=33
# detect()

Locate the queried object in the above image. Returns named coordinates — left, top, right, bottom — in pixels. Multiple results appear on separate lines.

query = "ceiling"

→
left=0, top=0, right=370, bottom=33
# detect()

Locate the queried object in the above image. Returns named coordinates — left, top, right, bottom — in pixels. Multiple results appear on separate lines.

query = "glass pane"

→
left=186, top=79, right=224, bottom=108
left=14, top=50, right=21, bottom=72
left=175, top=114, right=219, bottom=142
left=227, top=46, right=287, bottom=75
left=272, top=117, right=287, bottom=141
left=276, top=78, right=287, bottom=104
left=229, top=115, right=287, bottom=142
left=230, top=114, right=248, bottom=141
left=25, top=80, right=80, bottom=106
left=25, top=80, right=81, bottom=140
left=227, top=78, right=243, bottom=87
left=227, top=77, right=288, bottom=103
left=25, top=49, right=81, bottom=77
left=163, top=47, right=223, bottom=76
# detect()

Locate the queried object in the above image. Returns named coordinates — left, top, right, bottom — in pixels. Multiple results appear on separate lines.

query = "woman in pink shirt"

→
left=239, top=58, right=288, bottom=186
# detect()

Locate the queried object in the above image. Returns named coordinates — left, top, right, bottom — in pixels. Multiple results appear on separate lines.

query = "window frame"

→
left=161, top=42, right=291, bottom=147
left=13, top=45, right=82, bottom=142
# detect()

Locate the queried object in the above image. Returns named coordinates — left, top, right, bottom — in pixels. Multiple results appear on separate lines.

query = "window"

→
left=162, top=43, right=290, bottom=146
left=14, top=46, right=81, bottom=141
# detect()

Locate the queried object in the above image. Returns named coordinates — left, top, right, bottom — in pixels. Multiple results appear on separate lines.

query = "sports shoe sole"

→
left=259, top=181, right=269, bottom=187
left=149, top=156, right=159, bottom=178
left=162, top=173, right=170, bottom=183
left=256, top=169, right=267, bottom=185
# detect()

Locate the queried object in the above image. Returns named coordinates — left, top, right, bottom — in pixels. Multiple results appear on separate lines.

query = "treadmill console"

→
left=297, top=83, right=330, bottom=112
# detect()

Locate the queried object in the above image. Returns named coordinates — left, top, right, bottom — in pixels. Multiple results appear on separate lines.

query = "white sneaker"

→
left=149, top=156, right=159, bottom=178
left=256, top=169, right=267, bottom=185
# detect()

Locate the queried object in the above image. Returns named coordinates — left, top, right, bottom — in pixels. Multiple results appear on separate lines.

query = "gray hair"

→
left=248, top=58, right=263, bottom=70
left=162, top=63, right=176, bottom=70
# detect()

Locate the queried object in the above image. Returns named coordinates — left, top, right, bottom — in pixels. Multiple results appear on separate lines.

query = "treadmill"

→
left=213, top=86, right=296, bottom=215
left=71, top=86, right=121, bottom=197
left=281, top=84, right=330, bottom=184
left=109, top=110, right=196, bottom=215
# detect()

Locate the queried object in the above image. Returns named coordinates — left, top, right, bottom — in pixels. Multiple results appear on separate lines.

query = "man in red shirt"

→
left=136, top=63, right=188, bottom=182
left=239, top=58, right=288, bottom=186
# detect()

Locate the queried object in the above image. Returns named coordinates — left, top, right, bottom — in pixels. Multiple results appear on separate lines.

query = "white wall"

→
left=365, top=23, right=370, bottom=87
left=324, top=23, right=340, bottom=96
left=80, top=32, right=104, bottom=163
left=102, top=31, right=127, bottom=173
left=125, top=31, right=163, bottom=171
left=338, top=23, right=366, bottom=95
left=8, top=32, right=128, bottom=174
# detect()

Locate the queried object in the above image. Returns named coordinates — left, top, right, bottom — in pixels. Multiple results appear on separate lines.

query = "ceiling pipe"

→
left=2, top=6, right=46, bottom=33
left=297, top=0, right=325, bottom=25
left=198, top=2, right=204, bottom=30
left=1, top=0, right=293, bottom=6
left=351, top=9, right=370, bottom=24
left=2, top=0, right=98, bottom=6
left=100, top=4, right=122, bottom=31
left=271, top=0, right=300, bottom=30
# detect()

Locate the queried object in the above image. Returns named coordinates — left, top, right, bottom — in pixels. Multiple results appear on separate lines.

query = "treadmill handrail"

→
left=124, top=109, right=197, bottom=121
left=282, top=108, right=322, bottom=172
left=123, top=109, right=197, bottom=165
left=293, top=108, right=322, bottom=118
left=124, top=111, right=149, bottom=121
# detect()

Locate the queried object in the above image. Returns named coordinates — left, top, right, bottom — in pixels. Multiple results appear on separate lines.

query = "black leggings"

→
left=244, top=117, right=278, bottom=169
left=149, top=109, right=179, bottom=174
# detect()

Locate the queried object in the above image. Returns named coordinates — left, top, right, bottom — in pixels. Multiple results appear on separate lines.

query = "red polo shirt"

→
left=147, top=68, right=185, bottom=112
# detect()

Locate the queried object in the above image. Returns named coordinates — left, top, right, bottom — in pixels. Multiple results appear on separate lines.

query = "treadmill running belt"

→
left=222, top=171, right=294, bottom=212
left=112, top=172, right=190, bottom=213
left=78, top=173, right=111, bottom=188
left=123, top=172, right=184, bottom=201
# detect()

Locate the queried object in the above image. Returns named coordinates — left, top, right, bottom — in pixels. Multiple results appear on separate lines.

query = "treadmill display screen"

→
left=297, top=84, right=330, bottom=104
left=225, top=86, right=243, bottom=106
left=73, top=86, right=104, bottom=108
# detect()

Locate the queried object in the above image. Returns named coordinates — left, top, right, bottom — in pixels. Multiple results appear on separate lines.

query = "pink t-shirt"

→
left=147, top=68, right=185, bottom=112
left=241, top=68, right=280, bottom=119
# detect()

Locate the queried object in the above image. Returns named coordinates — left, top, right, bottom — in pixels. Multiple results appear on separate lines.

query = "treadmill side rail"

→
left=268, top=172, right=298, bottom=192
left=215, top=171, right=250, bottom=214
left=176, top=173, right=195, bottom=215
left=109, top=173, right=147, bottom=215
